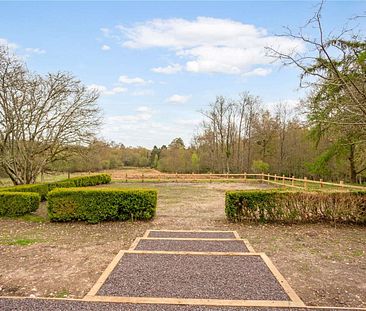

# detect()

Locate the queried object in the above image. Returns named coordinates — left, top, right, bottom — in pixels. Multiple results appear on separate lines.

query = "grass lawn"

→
left=0, top=181, right=365, bottom=308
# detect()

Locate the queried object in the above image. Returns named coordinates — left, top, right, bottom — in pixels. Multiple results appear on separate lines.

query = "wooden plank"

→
left=128, top=237, right=141, bottom=250
left=85, top=250, right=125, bottom=298
left=85, top=295, right=303, bottom=308
left=243, top=239, right=256, bottom=252
left=259, top=253, right=305, bottom=307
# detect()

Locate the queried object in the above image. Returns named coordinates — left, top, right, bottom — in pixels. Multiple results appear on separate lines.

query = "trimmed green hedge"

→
left=47, top=188, right=157, bottom=223
left=47, top=173, right=111, bottom=191
left=0, top=174, right=112, bottom=200
left=0, top=192, right=40, bottom=217
left=225, top=190, right=366, bottom=224
left=0, top=184, right=49, bottom=200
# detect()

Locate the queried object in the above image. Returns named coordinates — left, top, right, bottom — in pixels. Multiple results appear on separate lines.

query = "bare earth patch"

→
left=0, top=181, right=365, bottom=308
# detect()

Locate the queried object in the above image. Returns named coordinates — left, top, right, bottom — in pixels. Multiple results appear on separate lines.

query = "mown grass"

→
left=1, top=238, right=40, bottom=246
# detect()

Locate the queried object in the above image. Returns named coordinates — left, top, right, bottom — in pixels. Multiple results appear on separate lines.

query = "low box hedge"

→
left=47, top=188, right=157, bottom=223
left=0, top=174, right=112, bottom=201
left=47, top=173, right=111, bottom=191
left=0, top=192, right=40, bottom=217
left=0, top=183, right=49, bottom=200
left=225, top=190, right=366, bottom=224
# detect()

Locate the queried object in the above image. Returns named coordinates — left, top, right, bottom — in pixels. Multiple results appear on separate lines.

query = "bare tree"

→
left=0, top=47, right=101, bottom=184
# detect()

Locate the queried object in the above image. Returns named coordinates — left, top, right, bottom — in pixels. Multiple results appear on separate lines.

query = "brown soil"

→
left=0, top=181, right=365, bottom=308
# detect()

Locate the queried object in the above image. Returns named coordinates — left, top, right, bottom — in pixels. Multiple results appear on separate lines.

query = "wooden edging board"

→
left=1, top=296, right=366, bottom=310
left=84, top=250, right=304, bottom=307
left=84, top=295, right=302, bottom=308
left=129, top=237, right=255, bottom=253
left=143, top=229, right=241, bottom=239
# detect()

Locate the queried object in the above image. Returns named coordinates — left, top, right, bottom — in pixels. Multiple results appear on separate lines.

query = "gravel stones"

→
left=97, top=253, right=290, bottom=301
left=134, top=239, right=249, bottom=252
left=147, top=230, right=237, bottom=239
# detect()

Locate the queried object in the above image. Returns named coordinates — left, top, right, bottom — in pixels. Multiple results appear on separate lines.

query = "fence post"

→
left=282, top=175, right=285, bottom=185
left=142, top=173, right=144, bottom=183
left=340, top=180, right=344, bottom=188
left=125, top=173, right=128, bottom=183
left=158, top=174, right=161, bottom=182
left=244, top=172, right=247, bottom=181
left=67, top=171, right=71, bottom=179
left=175, top=172, right=178, bottom=183
left=292, top=176, right=295, bottom=186
left=274, top=174, right=277, bottom=182
left=304, top=177, right=308, bottom=190
left=267, top=173, right=270, bottom=181
left=209, top=173, right=212, bottom=183
left=320, top=178, right=323, bottom=188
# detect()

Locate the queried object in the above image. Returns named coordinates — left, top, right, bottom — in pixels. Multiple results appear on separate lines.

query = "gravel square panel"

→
left=148, top=231, right=237, bottom=239
left=134, top=239, right=249, bottom=252
left=97, top=253, right=290, bottom=301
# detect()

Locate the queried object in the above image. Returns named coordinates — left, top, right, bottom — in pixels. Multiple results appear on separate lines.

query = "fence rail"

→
left=112, top=172, right=366, bottom=191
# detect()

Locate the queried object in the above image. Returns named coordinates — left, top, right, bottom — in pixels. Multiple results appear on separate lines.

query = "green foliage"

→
left=47, top=173, right=111, bottom=190
left=225, top=190, right=366, bottom=224
left=0, top=174, right=111, bottom=201
left=0, top=184, right=48, bottom=200
left=2, top=238, right=39, bottom=246
left=0, top=192, right=40, bottom=217
left=47, top=188, right=157, bottom=223
left=251, top=160, right=270, bottom=173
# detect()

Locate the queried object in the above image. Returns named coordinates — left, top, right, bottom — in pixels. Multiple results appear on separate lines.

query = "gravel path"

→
left=97, top=253, right=289, bottom=301
left=148, top=231, right=237, bottom=239
left=134, top=239, right=249, bottom=252
left=0, top=298, right=356, bottom=311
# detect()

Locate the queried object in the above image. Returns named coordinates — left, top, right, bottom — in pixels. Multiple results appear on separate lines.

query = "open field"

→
left=0, top=181, right=365, bottom=308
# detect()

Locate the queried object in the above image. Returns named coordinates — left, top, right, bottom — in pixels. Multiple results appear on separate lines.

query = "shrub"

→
left=0, top=184, right=49, bottom=200
left=225, top=190, right=366, bottom=224
left=47, top=188, right=157, bottom=223
left=0, top=192, right=40, bottom=217
left=0, top=174, right=112, bottom=201
left=47, top=173, right=111, bottom=191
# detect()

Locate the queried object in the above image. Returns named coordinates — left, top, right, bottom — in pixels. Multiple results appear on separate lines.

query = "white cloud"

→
left=101, top=44, right=111, bottom=51
left=242, top=67, right=272, bottom=77
left=0, top=38, right=18, bottom=50
left=131, top=89, right=155, bottom=96
left=166, top=94, right=191, bottom=104
left=25, top=47, right=46, bottom=54
left=105, top=106, right=154, bottom=124
left=111, top=17, right=304, bottom=75
left=151, top=63, right=182, bottom=74
left=88, top=84, right=127, bottom=96
left=118, top=75, right=151, bottom=85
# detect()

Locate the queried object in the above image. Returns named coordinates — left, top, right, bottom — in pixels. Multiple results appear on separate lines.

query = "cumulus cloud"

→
left=104, top=106, right=154, bottom=125
left=166, top=94, right=191, bottom=104
left=109, top=17, right=304, bottom=75
left=88, top=84, right=127, bottom=95
left=101, top=44, right=111, bottom=51
left=25, top=47, right=46, bottom=54
left=151, top=63, right=182, bottom=74
left=118, top=75, right=151, bottom=85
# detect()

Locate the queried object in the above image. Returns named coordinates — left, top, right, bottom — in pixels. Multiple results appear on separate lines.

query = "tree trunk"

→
left=348, top=144, right=357, bottom=183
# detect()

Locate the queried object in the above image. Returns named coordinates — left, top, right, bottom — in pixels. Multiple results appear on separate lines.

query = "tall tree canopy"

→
left=0, top=47, right=101, bottom=184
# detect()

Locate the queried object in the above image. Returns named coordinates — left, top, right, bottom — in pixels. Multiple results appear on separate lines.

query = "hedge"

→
left=225, top=190, right=366, bottom=224
left=0, top=184, right=49, bottom=200
left=0, top=174, right=112, bottom=200
left=47, top=174, right=111, bottom=191
left=0, top=192, right=40, bottom=217
left=47, top=188, right=157, bottom=223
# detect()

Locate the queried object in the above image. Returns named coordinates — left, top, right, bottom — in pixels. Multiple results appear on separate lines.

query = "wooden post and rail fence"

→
left=113, top=172, right=366, bottom=191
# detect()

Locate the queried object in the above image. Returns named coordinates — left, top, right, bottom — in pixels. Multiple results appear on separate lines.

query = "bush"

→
left=47, top=173, right=111, bottom=191
left=0, top=174, right=112, bottom=201
left=0, top=184, right=49, bottom=200
left=0, top=192, right=40, bottom=217
left=47, top=188, right=157, bottom=223
left=225, top=190, right=366, bottom=224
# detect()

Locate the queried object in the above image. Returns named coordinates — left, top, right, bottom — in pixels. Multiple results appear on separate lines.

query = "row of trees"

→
left=0, top=2, right=364, bottom=184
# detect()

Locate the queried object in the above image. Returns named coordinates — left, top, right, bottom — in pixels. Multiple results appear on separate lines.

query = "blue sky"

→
left=0, top=1, right=365, bottom=148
